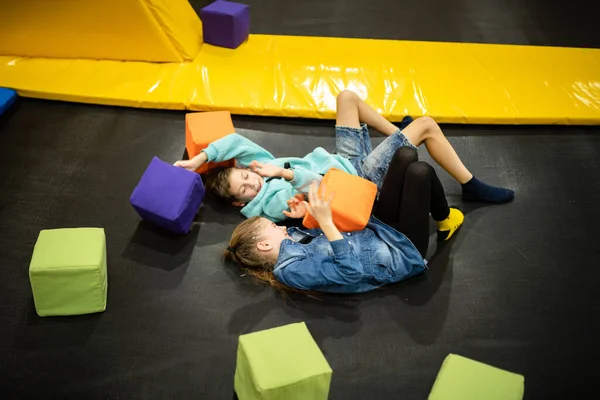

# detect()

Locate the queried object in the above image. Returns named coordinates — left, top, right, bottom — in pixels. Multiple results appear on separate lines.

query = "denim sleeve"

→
left=329, top=239, right=353, bottom=256
left=274, top=242, right=364, bottom=290
left=203, top=133, right=275, bottom=166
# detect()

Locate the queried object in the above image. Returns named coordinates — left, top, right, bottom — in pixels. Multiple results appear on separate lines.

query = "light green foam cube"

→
left=429, top=354, right=524, bottom=400
left=29, top=228, right=107, bottom=317
left=235, top=322, right=332, bottom=400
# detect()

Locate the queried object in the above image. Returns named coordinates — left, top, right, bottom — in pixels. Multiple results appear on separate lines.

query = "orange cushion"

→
left=302, top=169, right=377, bottom=232
left=185, top=111, right=236, bottom=173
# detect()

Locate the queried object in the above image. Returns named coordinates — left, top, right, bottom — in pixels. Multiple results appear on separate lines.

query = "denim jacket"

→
left=272, top=217, right=427, bottom=293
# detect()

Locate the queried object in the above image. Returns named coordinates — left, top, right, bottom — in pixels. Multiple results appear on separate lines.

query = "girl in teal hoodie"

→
left=175, top=91, right=514, bottom=222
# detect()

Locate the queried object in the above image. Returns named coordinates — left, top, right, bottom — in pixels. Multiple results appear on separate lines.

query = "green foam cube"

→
left=429, top=354, right=524, bottom=400
left=29, top=228, right=108, bottom=317
left=234, top=322, right=332, bottom=400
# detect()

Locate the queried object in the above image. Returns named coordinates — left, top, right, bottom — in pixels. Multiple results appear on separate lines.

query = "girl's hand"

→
left=283, top=194, right=308, bottom=219
left=293, top=193, right=305, bottom=202
left=174, top=153, right=207, bottom=172
left=249, top=161, right=283, bottom=178
left=303, top=182, right=335, bottom=226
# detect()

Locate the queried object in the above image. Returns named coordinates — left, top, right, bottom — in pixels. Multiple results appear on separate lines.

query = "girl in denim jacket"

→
left=225, top=147, right=463, bottom=294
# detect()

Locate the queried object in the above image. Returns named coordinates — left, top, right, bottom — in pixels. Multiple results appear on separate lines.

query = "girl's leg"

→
left=335, top=92, right=372, bottom=172
left=396, top=162, right=467, bottom=254
left=399, top=162, right=464, bottom=243
left=337, top=90, right=408, bottom=136
left=335, top=90, right=362, bottom=129
left=374, top=148, right=445, bottom=255
left=374, top=147, right=450, bottom=224
left=402, top=117, right=514, bottom=203
left=395, top=162, right=439, bottom=257
left=339, top=90, right=513, bottom=204
left=426, top=163, right=452, bottom=222
left=375, top=157, right=442, bottom=257
left=402, top=116, right=472, bottom=183
left=375, top=150, right=464, bottom=256
left=374, top=147, right=419, bottom=224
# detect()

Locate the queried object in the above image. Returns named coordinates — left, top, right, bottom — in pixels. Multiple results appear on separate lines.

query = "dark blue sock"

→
left=399, top=116, right=413, bottom=130
left=462, top=176, right=514, bottom=203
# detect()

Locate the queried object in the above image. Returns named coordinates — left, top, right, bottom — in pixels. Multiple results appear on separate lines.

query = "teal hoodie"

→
left=202, top=133, right=358, bottom=222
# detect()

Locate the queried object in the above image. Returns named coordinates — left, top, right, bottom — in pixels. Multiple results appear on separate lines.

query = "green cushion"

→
left=29, top=228, right=107, bottom=317
left=429, top=354, right=524, bottom=400
left=234, top=322, right=332, bottom=400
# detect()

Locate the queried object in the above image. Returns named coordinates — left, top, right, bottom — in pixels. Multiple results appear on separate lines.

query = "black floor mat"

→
left=1, top=100, right=600, bottom=399
left=189, top=0, right=600, bottom=48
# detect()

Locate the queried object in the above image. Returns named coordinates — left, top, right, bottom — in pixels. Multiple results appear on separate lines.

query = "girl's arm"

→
left=202, top=133, right=275, bottom=166
left=287, top=168, right=324, bottom=194
left=249, top=162, right=324, bottom=193
left=273, top=241, right=364, bottom=290
left=273, top=181, right=363, bottom=290
left=319, top=219, right=344, bottom=242
left=240, top=182, right=297, bottom=222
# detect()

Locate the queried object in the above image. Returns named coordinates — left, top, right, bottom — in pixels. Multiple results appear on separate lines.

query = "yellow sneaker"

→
left=436, top=208, right=464, bottom=241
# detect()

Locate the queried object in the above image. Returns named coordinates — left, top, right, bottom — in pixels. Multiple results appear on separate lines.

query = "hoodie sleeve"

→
left=260, top=186, right=298, bottom=222
left=202, top=133, right=275, bottom=166
left=288, top=168, right=324, bottom=193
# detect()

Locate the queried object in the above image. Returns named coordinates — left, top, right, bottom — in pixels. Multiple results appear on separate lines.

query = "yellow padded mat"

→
left=0, top=0, right=202, bottom=63
left=144, top=0, right=203, bottom=61
left=1, top=35, right=599, bottom=124
left=0, top=57, right=193, bottom=109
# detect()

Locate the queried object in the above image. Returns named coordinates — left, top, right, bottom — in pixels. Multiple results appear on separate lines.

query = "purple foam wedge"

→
left=130, top=157, right=205, bottom=234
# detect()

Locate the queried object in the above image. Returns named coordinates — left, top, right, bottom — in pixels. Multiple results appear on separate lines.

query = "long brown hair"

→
left=225, top=217, right=312, bottom=296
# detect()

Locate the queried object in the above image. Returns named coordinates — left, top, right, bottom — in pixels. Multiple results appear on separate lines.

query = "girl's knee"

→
left=406, top=161, right=432, bottom=181
left=392, top=146, right=418, bottom=165
left=337, top=90, right=359, bottom=105
left=415, top=116, right=439, bottom=133
left=403, top=116, right=438, bottom=145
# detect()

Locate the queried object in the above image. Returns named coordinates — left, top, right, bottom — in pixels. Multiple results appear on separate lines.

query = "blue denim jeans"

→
left=335, top=124, right=418, bottom=189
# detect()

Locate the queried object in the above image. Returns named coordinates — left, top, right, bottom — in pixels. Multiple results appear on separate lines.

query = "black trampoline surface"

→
left=1, top=99, right=600, bottom=399
left=190, top=0, right=600, bottom=48
left=3, top=1, right=600, bottom=398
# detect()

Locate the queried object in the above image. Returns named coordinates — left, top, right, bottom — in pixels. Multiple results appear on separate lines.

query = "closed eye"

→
left=239, top=171, right=249, bottom=195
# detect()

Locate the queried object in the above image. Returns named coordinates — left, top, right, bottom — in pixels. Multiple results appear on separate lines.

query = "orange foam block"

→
left=303, top=169, right=377, bottom=232
left=185, top=111, right=236, bottom=173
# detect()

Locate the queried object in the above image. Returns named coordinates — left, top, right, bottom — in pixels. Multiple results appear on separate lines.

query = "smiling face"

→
left=261, top=217, right=290, bottom=243
left=228, top=168, right=264, bottom=204
left=226, top=217, right=292, bottom=271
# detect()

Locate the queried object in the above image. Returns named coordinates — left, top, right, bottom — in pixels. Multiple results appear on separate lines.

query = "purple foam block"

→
left=130, top=157, right=205, bottom=234
left=200, top=0, right=250, bottom=49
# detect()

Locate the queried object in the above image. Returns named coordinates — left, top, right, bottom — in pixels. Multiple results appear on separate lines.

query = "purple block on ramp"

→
left=200, top=0, right=250, bottom=49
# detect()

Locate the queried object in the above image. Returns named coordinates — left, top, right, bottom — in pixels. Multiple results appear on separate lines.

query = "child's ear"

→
left=257, top=241, right=272, bottom=251
left=232, top=201, right=246, bottom=207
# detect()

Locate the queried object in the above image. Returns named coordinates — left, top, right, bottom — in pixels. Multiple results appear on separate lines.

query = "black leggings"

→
left=373, top=147, right=450, bottom=257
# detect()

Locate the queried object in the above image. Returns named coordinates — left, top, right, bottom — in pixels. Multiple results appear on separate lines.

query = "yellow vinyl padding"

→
left=0, top=57, right=193, bottom=109
left=0, top=0, right=202, bottom=63
left=1, top=35, right=599, bottom=124
left=189, top=36, right=600, bottom=124
left=144, top=0, right=203, bottom=61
